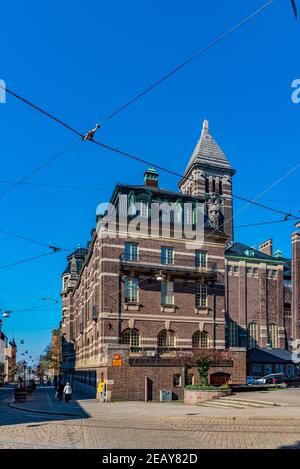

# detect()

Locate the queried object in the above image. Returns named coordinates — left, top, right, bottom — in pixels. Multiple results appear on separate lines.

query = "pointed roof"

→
left=183, top=120, right=234, bottom=177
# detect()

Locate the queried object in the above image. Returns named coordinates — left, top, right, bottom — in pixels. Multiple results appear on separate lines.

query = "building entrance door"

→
left=145, top=377, right=153, bottom=401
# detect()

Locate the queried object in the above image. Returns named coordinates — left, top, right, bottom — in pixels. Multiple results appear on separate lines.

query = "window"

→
left=287, top=364, right=295, bottom=376
left=275, top=364, right=284, bottom=374
left=212, top=178, right=216, bottom=192
left=124, top=242, right=139, bottom=261
left=161, top=247, right=174, bottom=265
left=157, top=330, right=176, bottom=351
left=205, top=178, right=209, bottom=194
left=121, top=329, right=140, bottom=350
left=125, top=277, right=139, bottom=303
left=248, top=323, right=257, bottom=349
left=246, top=267, right=251, bottom=274
left=173, top=374, right=181, bottom=387
left=195, top=251, right=207, bottom=271
left=245, top=249, right=255, bottom=257
left=269, top=324, right=278, bottom=348
left=227, top=265, right=231, bottom=272
left=252, top=364, right=260, bottom=373
left=285, top=303, right=292, bottom=316
left=264, top=364, right=272, bottom=375
left=196, top=284, right=208, bottom=307
left=192, top=331, right=209, bottom=348
left=219, top=179, right=223, bottom=195
left=228, top=320, right=239, bottom=347
left=253, top=268, right=258, bottom=276
left=233, top=266, right=239, bottom=273
left=186, top=374, right=194, bottom=386
left=138, top=201, right=148, bottom=218
left=161, top=281, right=174, bottom=305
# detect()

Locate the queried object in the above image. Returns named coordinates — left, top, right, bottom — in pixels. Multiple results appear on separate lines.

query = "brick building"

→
left=60, top=120, right=297, bottom=400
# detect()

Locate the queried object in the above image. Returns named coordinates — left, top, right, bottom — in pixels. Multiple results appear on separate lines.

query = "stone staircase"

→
left=197, top=397, right=283, bottom=409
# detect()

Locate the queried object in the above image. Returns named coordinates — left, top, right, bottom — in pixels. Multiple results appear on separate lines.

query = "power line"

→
left=100, top=0, right=276, bottom=123
left=0, top=286, right=58, bottom=301
left=0, top=249, right=71, bottom=271
left=235, top=219, right=292, bottom=229
left=91, top=138, right=300, bottom=220
left=0, top=227, right=57, bottom=248
left=0, top=140, right=81, bottom=200
left=1, top=86, right=83, bottom=138
left=2, top=84, right=297, bottom=219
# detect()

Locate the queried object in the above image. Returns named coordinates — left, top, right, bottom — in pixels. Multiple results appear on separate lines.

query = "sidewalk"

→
left=9, top=387, right=91, bottom=417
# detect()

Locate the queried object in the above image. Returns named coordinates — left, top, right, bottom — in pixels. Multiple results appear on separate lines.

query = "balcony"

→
left=128, top=347, right=233, bottom=367
left=120, top=253, right=217, bottom=280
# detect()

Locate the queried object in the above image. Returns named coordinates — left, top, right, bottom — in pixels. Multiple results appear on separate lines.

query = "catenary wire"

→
left=0, top=249, right=72, bottom=271
left=100, top=0, right=276, bottom=123
left=0, top=140, right=82, bottom=200
left=235, top=218, right=292, bottom=229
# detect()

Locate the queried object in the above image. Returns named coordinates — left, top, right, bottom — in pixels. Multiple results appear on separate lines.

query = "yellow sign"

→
left=98, top=381, right=105, bottom=393
left=112, top=359, right=122, bottom=367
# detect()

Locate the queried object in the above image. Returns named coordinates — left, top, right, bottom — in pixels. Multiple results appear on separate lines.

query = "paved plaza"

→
left=1, top=386, right=300, bottom=449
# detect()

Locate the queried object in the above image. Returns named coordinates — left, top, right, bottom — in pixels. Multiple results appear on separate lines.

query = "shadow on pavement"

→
left=0, top=386, right=91, bottom=427
left=280, top=441, right=300, bottom=449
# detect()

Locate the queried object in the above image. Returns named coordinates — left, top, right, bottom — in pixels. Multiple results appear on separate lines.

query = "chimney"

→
left=259, top=239, right=273, bottom=257
left=144, top=168, right=159, bottom=188
left=292, top=224, right=300, bottom=340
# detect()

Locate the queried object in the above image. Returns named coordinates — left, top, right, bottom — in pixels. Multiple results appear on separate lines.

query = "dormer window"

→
left=245, top=249, right=255, bottom=257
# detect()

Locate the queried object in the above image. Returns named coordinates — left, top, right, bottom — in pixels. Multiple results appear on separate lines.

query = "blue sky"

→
left=0, top=0, right=299, bottom=361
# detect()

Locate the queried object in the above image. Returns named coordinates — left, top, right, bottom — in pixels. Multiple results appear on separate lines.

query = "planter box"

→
left=184, top=388, right=231, bottom=404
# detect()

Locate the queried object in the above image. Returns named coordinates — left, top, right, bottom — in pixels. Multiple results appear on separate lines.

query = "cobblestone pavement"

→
left=1, top=388, right=300, bottom=449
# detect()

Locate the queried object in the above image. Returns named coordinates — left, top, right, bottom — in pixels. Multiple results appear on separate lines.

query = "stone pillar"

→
left=292, top=231, right=300, bottom=340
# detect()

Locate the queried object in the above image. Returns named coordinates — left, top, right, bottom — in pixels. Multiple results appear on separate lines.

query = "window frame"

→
left=196, top=283, right=208, bottom=307
left=161, top=281, right=174, bottom=305
left=125, top=277, right=139, bottom=303
left=124, top=242, right=139, bottom=261
left=161, top=246, right=174, bottom=265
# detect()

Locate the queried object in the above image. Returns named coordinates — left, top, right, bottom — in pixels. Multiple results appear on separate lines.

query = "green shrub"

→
left=185, top=384, right=229, bottom=391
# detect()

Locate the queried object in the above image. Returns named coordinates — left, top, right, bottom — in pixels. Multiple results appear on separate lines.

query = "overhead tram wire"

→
left=100, top=0, right=276, bottom=124
left=0, top=248, right=73, bottom=272
left=0, top=140, right=82, bottom=200
left=2, top=83, right=297, bottom=220
left=90, top=138, right=300, bottom=221
left=235, top=218, right=293, bottom=229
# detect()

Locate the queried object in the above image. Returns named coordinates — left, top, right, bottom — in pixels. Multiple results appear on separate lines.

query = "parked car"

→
left=255, top=373, right=285, bottom=385
left=246, top=376, right=258, bottom=385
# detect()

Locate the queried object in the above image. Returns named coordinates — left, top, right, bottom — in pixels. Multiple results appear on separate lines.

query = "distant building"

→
left=4, top=339, right=17, bottom=383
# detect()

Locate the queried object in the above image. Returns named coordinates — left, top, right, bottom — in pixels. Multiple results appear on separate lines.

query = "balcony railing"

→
left=128, top=347, right=233, bottom=367
left=120, top=253, right=217, bottom=278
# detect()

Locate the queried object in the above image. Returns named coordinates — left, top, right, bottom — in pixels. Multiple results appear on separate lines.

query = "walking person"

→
left=63, top=382, right=72, bottom=403
left=57, top=382, right=64, bottom=400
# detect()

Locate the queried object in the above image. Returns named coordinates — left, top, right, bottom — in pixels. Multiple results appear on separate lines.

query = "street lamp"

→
left=156, top=270, right=166, bottom=282
left=41, top=297, right=59, bottom=304
left=2, top=310, right=11, bottom=318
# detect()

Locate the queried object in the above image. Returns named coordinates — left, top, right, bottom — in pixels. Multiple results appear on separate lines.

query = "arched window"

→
left=121, top=329, right=140, bottom=351
left=248, top=323, right=257, bottom=349
left=157, top=330, right=176, bottom=351
left=192, top=331, right=209, bottom=348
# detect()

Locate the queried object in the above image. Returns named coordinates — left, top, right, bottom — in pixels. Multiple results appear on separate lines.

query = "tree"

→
left=172, top=348, right=233, bottom=388
left=36, top=343, right=53, bottom=383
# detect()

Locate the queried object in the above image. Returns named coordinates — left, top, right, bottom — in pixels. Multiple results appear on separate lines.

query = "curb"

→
left=8, top=402, right=84, bottom=418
